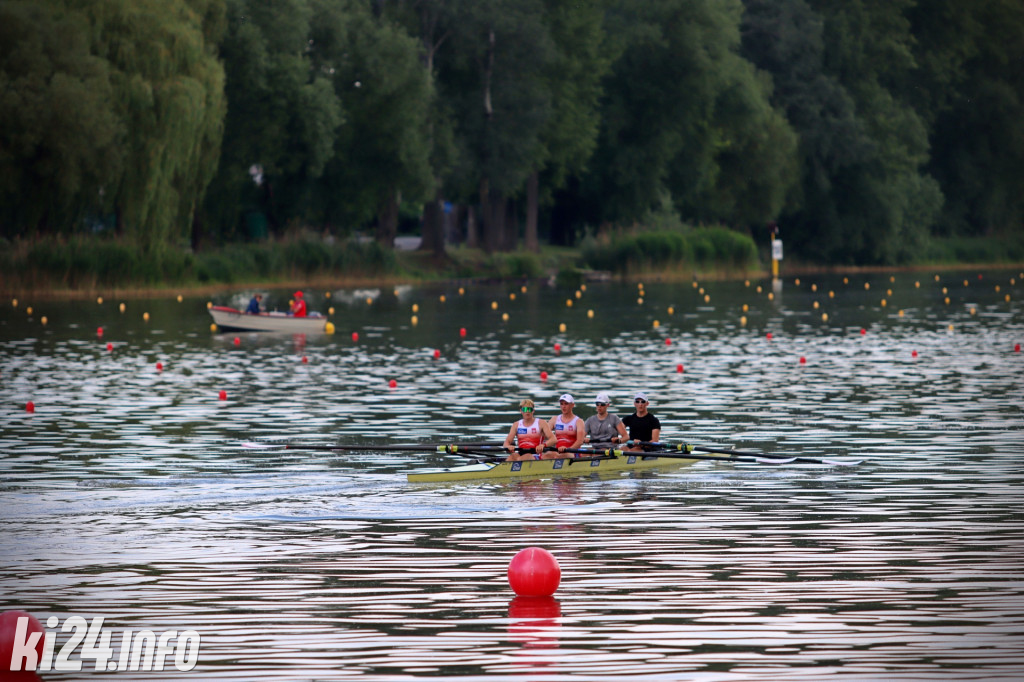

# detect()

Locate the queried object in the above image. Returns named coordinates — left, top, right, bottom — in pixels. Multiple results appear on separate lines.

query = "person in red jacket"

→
left=290, top=291, right=307, bottom=317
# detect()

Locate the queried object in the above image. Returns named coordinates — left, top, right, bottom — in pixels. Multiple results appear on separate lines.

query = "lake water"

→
left=2, top=269, right=1023, bottom=681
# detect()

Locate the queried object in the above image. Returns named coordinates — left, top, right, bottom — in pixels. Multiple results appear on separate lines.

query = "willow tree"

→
left=0, top=0, right=123, bottom=238
left=72, top=0, right=226, bottom=254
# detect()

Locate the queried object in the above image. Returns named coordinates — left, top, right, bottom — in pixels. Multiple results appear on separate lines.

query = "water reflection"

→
left=1, top=268, right=1023, bottom=680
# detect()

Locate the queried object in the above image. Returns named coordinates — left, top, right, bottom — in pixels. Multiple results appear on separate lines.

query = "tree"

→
left=0, top=1, right=123, bottom=237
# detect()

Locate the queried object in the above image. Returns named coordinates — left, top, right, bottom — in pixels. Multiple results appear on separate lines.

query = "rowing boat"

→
left=209, top=306, right=331, bottom=333
left=407, top=452, right=695, bottom=483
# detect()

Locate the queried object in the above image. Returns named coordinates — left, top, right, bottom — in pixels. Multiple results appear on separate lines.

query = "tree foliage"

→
left=1, top=0, right=1022, bottom=266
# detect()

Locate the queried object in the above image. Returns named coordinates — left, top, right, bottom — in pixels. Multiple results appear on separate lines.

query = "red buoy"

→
left=676, top=364, right=684, bottom=373
left=301, top=356, right=308, bottom=364
left=508, top=547, right=561, bottom=597
left=861, top=328, right=867, bottom=335
left=97, top=327, right=103, bottom=337
left=433, top=349, right=441, bottom=359
left=1016, top=344, right=1021, bottom=353
left=106, top=342, right=113, bottom=351
left=766, top=332, right=773, bottom=340
left=540, top=371, right=548, bottom=381
left=799, top=356, right=806, bottom=364
left=233, top=336, right=241, bottom=346
left=0, top=610, right=44, bottom=672
left=218, top=389, right=226, bottom=400
left=665, top=338, right=672, bottom=346
left=459, top=327, right=467, bottom=338
left=554, top=343, right=561, bottom=354
left=389, top=379, right=397, bottom=388
left=912, top=350, right=918, bottom=358
left=351, top=331, right=359, bottom=342
left=25, top=401, right=34, bottom=413
left=156, top=362, right=163, bottom=372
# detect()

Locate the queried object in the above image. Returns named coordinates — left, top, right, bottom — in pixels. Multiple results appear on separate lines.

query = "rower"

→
left=547, top=394, right=585, bottom=458
left=623, top=392, right=661, bottom=451
left=584, top=392, right=628, bottom=448
left=503, top=399, right=556, bottom=461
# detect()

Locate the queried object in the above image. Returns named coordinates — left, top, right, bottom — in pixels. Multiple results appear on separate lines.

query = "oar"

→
left=632, top=441, right=862, bottom=466
left=242, top=442, right=483, bottom=452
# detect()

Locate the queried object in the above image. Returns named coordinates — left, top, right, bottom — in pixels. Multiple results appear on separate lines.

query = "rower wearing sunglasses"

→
left=503, top=399, right=557, bottom=461
left=622, top=392, right=661, bottom=451
left=584, top=392, right=628, bottom=448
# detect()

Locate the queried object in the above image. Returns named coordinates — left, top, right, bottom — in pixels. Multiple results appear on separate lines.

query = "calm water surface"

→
left=2, top=269, right=1023, bottom=681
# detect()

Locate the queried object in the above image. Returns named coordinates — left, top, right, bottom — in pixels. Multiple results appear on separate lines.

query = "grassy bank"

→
left=2, top=230, right=1021, bottom=298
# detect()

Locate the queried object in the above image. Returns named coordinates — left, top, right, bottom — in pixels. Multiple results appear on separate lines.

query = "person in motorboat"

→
left=548, top=394, right=586, bottom=458
left=584, top=392, right=628, bottom=449
left=289, top=291, right=307, bottom=317
left=246, top=293, right=263, bottom=314
left=622, top=392, right=661, bottom=451
left=503, top=399, right=556, bottom=461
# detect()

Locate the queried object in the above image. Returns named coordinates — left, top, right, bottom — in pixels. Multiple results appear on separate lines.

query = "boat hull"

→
left=209, top=306, right=329, bottom=333
left=407, top=453, right=694, bottom=483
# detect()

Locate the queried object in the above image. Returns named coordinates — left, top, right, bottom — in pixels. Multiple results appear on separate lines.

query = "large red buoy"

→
left=508, top=547, right=561, bottom=597
left=0, top=610, right=44, bottom=672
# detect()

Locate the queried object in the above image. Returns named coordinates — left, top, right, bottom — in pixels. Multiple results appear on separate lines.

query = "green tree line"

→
left=1, top=0, right=1022, bottom=267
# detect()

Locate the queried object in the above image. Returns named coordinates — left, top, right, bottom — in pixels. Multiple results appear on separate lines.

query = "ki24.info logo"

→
left=5, top=614, right=199, bottom=673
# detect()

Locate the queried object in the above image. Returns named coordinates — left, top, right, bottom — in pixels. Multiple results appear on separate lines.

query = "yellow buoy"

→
left=944, top=297, right=951, bottom=305
left=325, top=291, right=331, bottom=299
left=881, top=299, right=887, bottom=307
left=811, top=284, right=817, bottom=292
left=935, top=274, right=940, bottom=282
left=207, top=301, right=213, bottom=309
left=328, top=306, right=335, bottom=315
left=692, top=281, right=698, bottom=289
left=740, top=315, right=747, bottom=326
left=440, top=294, right=446, bottom=303
left=843, top=277, right=849, bottom=285
left=813, top=301, right=819, bottom=309
left=829, top=291, right=835, bottom=299
left=177, top=294, right=183, bottom=303
left=756, top=286, right=763, bottom=294
left=325, top=322, right=335, bottom=334
left=119, top=302, right=126, bottom=313
left=887, top=289, right=892, bottom=296
left=864, top=282, right=870, bottom=290
left=742, top=303, right=749, bottom=312
left=210, top=323, right=217, bottom=332
left=699, top=287, right=704, bottom=295
left=491, top=301, right=499, bottom=310
left=653, top=320, right=660, bottom=328
left=744, top=280, right=750, bottom=287
left=704, top=294, right=710, bottom=303
left=566, top=299, right=573, bottom=308
left=768, top=292, right=774, bottom=301
left=970, top=307, right=976, bottom=315
left=942, top=287, right=948, bottom=295
left=822, top=312, right=829, bottom=322
left=143, top=312, right=150, bottom=321
left=795, top=278, right=801, bottom=286
left=667, top=306, right=674, bottom=315
left=411, top=315, right=418, bottom=325
left=587, top=309, right=594, bottom=319
left=898, top=309, right=904, bottom=317
left=575, top=290, right=582, bottom=299
left=509, top=293, right=516, bottom=301
left=1006, top=294, right=1011, bottom=302
left=12, top=298, right=18, bottom=307
left=26, top=306, right=32, bottom=315
left=366, top=297, right=373, bottom=305
left=41, top=316, right=47, bottom=326
left=963, top=279, right=969, bottom=287
left=521, top=285, right=527, bottom=293
left=580, top=284, right=587, bottom=292
left=890, top=276, right=895, bottom=283
left=412, top=303, right=419, bottom=313
left=637, top=297, right=643, bottom=305
left=502, top=312, right=509, bottom=322
left=948, top=323, right=955, bottom=332
left=638, top=282, right=645, bottom=290
left=559, top=322, right=566, bottom=333
left=995, top=285, right=1001, bottom=292
left=458, top=287, right=465, bottom=296
left=97, top=296, right=103, bottom=304
left=393, top=288, right=399, bottom=297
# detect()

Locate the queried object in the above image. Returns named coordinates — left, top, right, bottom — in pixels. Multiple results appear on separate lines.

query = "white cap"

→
left=558, top=394, right=575, bottom=404
left=595, top=393, right=611, bottom=404
left=634, top=391, right=648, bottom=402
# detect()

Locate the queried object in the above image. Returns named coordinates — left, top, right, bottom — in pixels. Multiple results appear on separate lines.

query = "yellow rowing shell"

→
left=407, top=453, right=695, bottom=483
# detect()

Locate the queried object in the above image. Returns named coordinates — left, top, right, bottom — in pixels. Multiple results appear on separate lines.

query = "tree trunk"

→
left=376, top=188, right=399, bottom=248
left=525, top=171, right=539, bottom=252
left=504, top=197, right=518, bottom=251
left=488, top=192, right=506, bottom=253
left=419, top=196, right=445, bottom=256
left=466, top=205, right=478, bottom=248
left=480, top=177, right=495, bottom=253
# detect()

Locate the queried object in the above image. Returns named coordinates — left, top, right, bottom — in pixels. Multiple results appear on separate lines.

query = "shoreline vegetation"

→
left=3, top=228, right=1023, bottom=300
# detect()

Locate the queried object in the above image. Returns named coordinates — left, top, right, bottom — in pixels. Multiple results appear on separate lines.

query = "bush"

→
left=580, top=225, right=757, bottom=273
